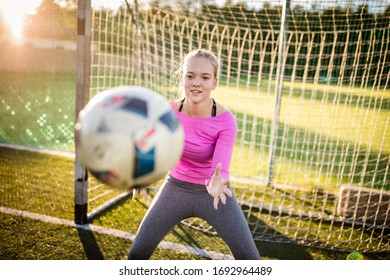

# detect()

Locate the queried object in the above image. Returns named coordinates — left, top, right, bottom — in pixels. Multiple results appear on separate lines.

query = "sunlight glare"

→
left=0, top=0, right=43, bottom=41
left=92, top=0, right=124, bottom=10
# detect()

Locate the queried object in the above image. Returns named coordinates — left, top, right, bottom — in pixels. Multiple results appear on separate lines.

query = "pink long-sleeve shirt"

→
left=169, top=101, right=238, bottom=185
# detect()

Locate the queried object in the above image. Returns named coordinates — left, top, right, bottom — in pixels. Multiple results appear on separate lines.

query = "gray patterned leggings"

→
left=128, top=176, right=260, bottom=260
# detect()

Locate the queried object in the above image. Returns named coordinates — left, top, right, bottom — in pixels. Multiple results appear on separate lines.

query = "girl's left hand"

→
left=207, top=163, right=233, bottom=210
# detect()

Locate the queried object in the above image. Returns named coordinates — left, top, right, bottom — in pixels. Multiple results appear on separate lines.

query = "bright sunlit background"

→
left=0, top=0, right=385, bottom=41
left=0, top=0, right=124, bottom=41
left=0, top=0, right=42, bottom=40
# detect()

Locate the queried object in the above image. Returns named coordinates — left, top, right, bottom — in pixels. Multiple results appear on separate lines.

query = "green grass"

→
left=2, top=209, right=388, bottom=260
left=0, top=211, right=360, bottom=260
left=0, top=212, right=203, bottom=260
left=0, top=72, right=76, bottom=151
left=0, top=147, right=389, bottom=260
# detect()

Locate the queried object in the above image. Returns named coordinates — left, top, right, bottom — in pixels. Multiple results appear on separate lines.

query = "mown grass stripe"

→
left=0, top=206, right=233, bottom=260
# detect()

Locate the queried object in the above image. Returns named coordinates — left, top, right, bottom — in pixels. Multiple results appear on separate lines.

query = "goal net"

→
left=0, top=0, right=388, bottom=255
left=84, top=0, right=389, bottom=252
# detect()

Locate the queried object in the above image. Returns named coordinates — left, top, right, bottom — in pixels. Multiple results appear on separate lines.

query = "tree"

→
left=24, top=0, right=76, bottom=40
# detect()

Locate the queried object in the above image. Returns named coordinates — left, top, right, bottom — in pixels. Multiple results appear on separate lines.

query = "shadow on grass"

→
left=87, top=189, right=312, bottom=259
left=172, top=223, right=206, bottom=252
left=77, top=226, right=105, bottom=260
left=246, top=206, right=314, bottom=260
left=283, top=85, right=390, bottom=112
left=256, top=241, right=314, bottom=260
left=234, top=110, right=389, bottom=191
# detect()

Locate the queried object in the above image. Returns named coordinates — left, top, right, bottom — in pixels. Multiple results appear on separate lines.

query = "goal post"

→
left=74, top=0, right=140, bottom=224
left=266, top=0, right=291, bottom=187
left=75, top=0, right=91, bottom=224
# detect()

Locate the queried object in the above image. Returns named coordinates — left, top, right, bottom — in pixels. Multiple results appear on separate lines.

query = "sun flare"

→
left=0, top=0, right=43, bottom=41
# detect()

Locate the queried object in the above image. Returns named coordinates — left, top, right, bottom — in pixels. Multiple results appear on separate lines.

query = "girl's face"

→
left=183, top=57, right=217, bottom=103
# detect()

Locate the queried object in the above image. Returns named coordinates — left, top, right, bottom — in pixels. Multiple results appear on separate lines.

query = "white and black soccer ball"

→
left=75, top=86, right=184, bottom=189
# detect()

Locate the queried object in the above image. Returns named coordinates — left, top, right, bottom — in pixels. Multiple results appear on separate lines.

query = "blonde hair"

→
left=176, top=49, right=219, bottom=98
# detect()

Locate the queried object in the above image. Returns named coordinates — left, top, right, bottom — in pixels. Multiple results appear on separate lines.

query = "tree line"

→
left=1, top=0, right=388, bottom=85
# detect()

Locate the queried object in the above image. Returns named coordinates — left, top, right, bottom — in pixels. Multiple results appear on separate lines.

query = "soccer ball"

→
left=75, top=86, right=184, bottom=189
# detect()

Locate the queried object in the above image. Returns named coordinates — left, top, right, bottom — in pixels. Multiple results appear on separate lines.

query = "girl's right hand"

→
left=207, top=163, right=233, bottom=210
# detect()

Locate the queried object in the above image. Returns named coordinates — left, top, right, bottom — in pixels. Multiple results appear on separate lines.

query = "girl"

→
left=128, top=49, right=260, bottom=260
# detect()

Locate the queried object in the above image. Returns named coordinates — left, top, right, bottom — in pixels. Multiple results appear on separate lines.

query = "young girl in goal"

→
left=129, top=49, right=260, bottom=260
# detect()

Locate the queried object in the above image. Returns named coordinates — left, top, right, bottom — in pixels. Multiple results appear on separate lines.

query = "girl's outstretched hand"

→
left=207, top=163, right=233, bottom=210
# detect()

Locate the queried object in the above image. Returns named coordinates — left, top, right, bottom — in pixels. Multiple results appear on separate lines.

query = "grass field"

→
left=1, top=147, right=389, bottom=260
left=0, top=71, right=389, bottom=259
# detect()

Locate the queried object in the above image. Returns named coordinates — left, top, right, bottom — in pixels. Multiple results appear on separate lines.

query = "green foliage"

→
left=0, top=1, right=387, bottom=85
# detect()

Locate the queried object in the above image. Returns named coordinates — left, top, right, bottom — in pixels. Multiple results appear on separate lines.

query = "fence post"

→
left=75, top=0, right=91, bottom=224
left=266, top=0, right=290, bottom=187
